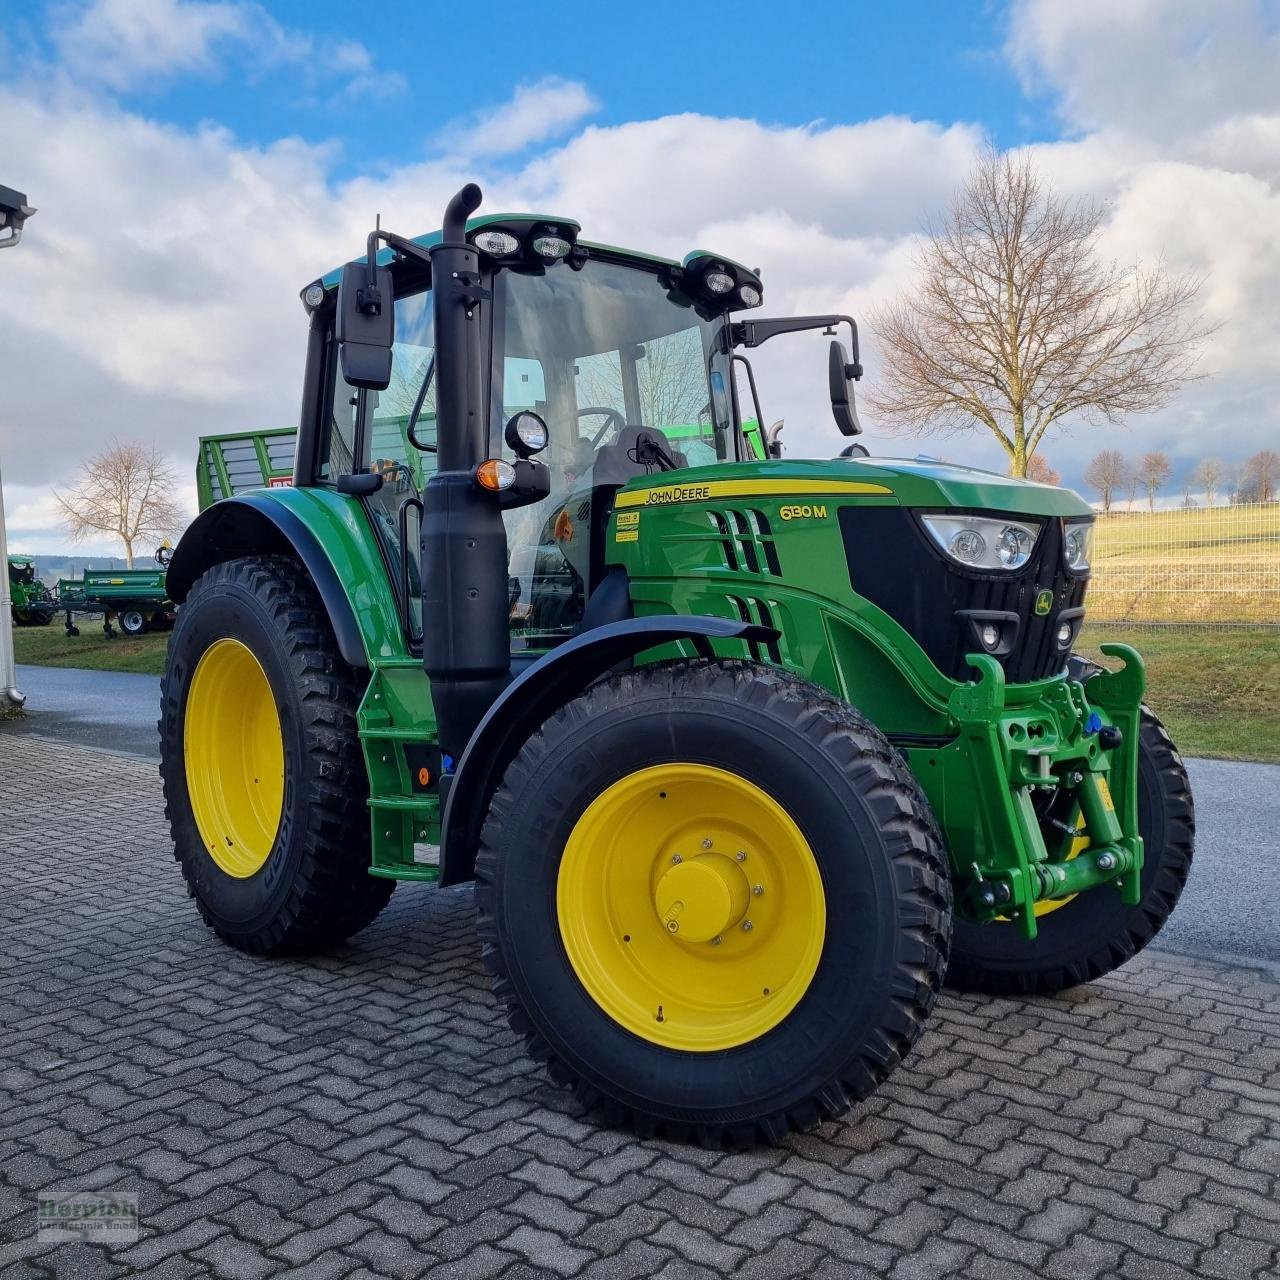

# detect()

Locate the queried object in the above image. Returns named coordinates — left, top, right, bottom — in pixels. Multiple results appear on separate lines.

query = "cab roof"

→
left=316, top=214, right=751, bottom=291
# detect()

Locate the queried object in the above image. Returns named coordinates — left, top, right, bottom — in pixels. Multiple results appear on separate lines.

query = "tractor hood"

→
left=614, top=457, right=1093, bottom=519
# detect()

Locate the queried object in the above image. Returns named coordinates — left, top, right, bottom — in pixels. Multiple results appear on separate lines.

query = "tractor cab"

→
left=302, top=204, right=861, bottom=670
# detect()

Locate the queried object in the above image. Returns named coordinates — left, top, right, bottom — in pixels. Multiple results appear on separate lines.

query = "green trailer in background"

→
left=58, top=559, right=173, bottom=637
left=7, top=556, right=57, bottom=626
left=197, top=428, right=297, bottom=511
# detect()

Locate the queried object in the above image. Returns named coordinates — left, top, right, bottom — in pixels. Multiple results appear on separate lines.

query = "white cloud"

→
left=442, top=78, right=599, bottom=157
left=3, top=1, right=1280, bottom=552
left=1008, top=0, right=1280, bottom=139
left=52, top=0, right=403, bottom=99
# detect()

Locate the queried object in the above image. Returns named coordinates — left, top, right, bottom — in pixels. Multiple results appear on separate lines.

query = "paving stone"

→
left=4, top=739, right=1277, bottom=1280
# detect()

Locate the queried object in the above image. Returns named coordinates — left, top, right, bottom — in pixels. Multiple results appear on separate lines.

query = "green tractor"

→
left=8, top=557, right=56, bottom=626
left=161, top=186, right=1193, bottom=1145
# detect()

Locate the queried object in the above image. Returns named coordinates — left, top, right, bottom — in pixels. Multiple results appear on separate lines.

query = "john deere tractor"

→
left=161, top=185, right=1193, bottom=1145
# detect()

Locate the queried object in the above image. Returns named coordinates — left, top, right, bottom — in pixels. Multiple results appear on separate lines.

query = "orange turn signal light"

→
left=475, top=458, right=516, bottom=491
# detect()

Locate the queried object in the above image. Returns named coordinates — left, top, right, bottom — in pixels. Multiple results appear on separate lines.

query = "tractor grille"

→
left=725, top=594, right=786, bottom=664
left=840, top=507, right=1089, bottom=683
left=706, top=509, right=783, bottom=576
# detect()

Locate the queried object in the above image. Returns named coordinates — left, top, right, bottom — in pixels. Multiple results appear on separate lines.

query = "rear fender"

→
left=166, top=490, right=407, bottom=669
left=438, top=615, right=777, bottom=885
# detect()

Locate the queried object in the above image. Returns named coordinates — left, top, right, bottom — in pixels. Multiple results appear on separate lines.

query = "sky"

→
left=2, top=0, right=1279, bottom=553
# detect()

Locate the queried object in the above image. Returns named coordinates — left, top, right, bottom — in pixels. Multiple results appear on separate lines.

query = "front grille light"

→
left=921, top=514, right=1043, bottom=572
left=1064, top=520, right=1093, bottom=571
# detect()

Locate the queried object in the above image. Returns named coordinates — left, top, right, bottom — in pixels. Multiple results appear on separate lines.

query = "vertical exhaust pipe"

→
left=421, top=185, right=512, bottom=760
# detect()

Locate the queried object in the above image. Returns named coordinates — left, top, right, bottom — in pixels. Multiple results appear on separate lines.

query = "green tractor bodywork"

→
left=164, top=185, right=1185, bottom=1141
left=202, top=458, right=1144, bottom=936
left=7, top=557, right=57, bottom=625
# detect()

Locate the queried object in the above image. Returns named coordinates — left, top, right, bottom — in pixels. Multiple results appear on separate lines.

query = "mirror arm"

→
left=733, top=314, right=863, bottom=379
left=359, top=225, right=435, bottom=316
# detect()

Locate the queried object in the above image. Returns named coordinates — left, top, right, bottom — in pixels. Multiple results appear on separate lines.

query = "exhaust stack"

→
left=420, top=185, right=512, bottom=759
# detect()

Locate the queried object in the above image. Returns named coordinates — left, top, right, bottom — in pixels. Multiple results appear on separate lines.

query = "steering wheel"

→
left=578, top=406, right=626, bottom=448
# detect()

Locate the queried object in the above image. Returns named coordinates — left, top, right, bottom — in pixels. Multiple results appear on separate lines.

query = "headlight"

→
left=921, top=515, right=1042, bottom=571
left=703, top=270, right=735, bottom=295
left=1064, top=521, right=1093, bottom=572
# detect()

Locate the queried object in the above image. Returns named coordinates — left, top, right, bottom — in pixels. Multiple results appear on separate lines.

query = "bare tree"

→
left=1084, top=448, right=1128, bottom=513
left=1124, top=465, right=1141, bottom=510
left=1180, top=481, right=1197, bottom=509
left=1241, top=449, right=1279, bottom=503
left=869, top=148, right=1212, bottom=476
left=1193, top=457, right=1223, bottom=507
left=1137, top=450, right=1172, bottom=512
left=56, top=440, right=185, bottom=567
left=1024, top=453, right=1061, bottom=485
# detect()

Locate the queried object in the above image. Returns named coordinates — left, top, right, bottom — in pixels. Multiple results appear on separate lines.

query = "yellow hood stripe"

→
left=614, top=477, right=893, bottom=509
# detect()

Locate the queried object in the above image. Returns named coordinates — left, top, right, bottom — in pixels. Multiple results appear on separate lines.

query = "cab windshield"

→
left=493, top=258, right=736, bottom=647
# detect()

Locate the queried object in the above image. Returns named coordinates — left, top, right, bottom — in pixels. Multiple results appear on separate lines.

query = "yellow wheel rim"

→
left=183, top=638, right=285, bottom=878
left=556, top=763, right=826, bottom=1052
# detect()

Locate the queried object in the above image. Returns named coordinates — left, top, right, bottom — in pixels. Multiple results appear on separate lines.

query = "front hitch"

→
left=946, top=649, right=1146, bottom=939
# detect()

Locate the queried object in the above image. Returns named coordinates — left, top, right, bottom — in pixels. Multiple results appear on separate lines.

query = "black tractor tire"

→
left=159, top=555, right=393, bottom=954
left=946, top=701, right=1193, bottom=996
left=476, top=660, right=951, bottom=1147
left=32, top=608, right=55, bottom=626
left=118, top=609, right=148, bottom=636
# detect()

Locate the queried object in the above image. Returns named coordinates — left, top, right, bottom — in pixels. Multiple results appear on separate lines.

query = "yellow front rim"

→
left=184, top=638, right=285, bottom=878
left=556, top=763, right=826, bottom=1052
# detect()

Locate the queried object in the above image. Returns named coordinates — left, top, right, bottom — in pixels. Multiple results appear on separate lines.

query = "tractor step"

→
left=358, top=662, right=445, bottom=881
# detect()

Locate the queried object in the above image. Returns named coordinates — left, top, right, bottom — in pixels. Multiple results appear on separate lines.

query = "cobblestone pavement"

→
left=2, top=740, right=1278, bottom=1280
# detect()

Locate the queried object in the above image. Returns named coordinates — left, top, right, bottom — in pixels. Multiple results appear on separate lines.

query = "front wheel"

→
left=946, top=705, right=1193, bottom=995
left=476, top=661, right=951, bottom=1146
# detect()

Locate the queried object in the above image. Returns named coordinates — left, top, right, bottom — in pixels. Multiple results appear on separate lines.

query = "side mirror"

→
left=829, top=340, right=862, bottom=437
left=337, top=261, right=395, bottom=390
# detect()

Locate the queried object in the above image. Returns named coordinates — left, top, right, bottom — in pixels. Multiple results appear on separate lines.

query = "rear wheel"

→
left=946, top=704, right=1193, bottom=995
left=159, top=555, right=392, bottom=954
left=476, top=661, right=951, bottom=1146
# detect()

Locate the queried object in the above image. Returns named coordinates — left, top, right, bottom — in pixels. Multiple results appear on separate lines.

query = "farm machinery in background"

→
left=56, top=551, right=175, bottom=637
left=7, top=557, right=58, bottom=626
left=7, top=552, right=176, bottom=637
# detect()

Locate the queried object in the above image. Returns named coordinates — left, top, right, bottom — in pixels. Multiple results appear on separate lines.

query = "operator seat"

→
left=591, top=425, right=686, bottom=487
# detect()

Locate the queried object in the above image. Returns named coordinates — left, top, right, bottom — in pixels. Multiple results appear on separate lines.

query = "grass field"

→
left=12, top=620, right=170, bottom=674
left=1078, top=625, right=1279, bottom=764
left=1089, top=502, right=1280, bottom=624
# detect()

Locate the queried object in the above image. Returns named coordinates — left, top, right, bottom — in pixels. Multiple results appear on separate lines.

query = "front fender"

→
left=166, top=489, right=407, bottom=669
left=438, top=615, right=777, bottom=885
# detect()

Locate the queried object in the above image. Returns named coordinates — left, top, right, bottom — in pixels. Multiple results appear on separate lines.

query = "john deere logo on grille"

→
left=1034, top=589, right=1054, bottom=616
